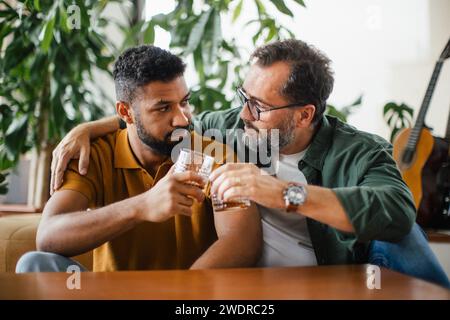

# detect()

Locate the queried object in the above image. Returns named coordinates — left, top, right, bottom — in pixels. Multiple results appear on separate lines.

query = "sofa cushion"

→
left=0, top=214, right=92, bottom=272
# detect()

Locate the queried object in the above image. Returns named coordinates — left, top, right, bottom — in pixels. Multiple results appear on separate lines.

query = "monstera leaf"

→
left=383, top=102, right=414, bottom=142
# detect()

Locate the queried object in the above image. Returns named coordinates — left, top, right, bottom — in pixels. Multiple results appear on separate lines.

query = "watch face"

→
left=286, top=185, right=305, bottom=205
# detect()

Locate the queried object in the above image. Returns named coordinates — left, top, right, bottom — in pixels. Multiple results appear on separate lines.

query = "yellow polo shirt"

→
left=60, top=129, right=233, bottom=271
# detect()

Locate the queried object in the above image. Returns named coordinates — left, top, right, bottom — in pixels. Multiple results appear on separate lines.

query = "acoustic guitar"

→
left=393, top=38, right=450, bottom=228
left=433, top=111, right=450, bottom=228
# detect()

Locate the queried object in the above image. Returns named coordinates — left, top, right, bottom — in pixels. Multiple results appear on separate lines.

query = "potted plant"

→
left=0, top=0, right=116, bottom=209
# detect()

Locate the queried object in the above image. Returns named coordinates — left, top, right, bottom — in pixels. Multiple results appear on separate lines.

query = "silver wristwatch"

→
left=283, top=182, right=307, bottom=212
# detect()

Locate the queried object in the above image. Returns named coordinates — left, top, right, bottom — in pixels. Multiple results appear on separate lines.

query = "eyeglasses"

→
left=236, top=87, right=308, bottom=121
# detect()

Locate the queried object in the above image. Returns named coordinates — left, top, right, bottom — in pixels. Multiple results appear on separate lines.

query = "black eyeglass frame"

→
left=236, top=87, right=309, bottom=121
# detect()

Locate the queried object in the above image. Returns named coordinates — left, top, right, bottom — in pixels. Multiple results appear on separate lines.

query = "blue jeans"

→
left=369, top=223, right=450, bottom=289
left=15, top=251, right=87, bottom=273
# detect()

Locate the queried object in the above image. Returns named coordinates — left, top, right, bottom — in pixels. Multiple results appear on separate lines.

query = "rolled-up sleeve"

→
left=59, top=157, right=102, bottom=208
left=333, top=146, right=416, bottom=243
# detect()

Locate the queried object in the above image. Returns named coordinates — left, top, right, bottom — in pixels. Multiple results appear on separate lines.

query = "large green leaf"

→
left=211, top=10, right=222, bottom=57
left=0, top=23, right=13, bottom=50
left=39, top=14, right=56, bottom=53
left=201, top=8, right=222, bottom=70
left=265, top=20, right=277, bottom=42
left=58, top=2, right=69, bottom=33
left=0, top=147, right=16, bottom=171
left=218, top=60, right=229, bottom=89
left=254, top=0, right=267, bottom=15
left=185, top=8, right=212, bottom=55
left=268, top=0, right=293, bottom=17
left=4, top=114, right=28, bottom=159
left=326, top=105, right=347, bottom=122
left=4, top=114, right=28, bottom=137
left=150, top=13, right=170, bottom=31
left=142, top=21, right=155, bottom=44
left=2, top=40, right=34, bottom=73
left=193, top=44, right=206, bottom=85
left=33, top=0, right=41, bottom=11
left=232, top=0, right=243, bottom=22
left=292, top=0, right=306, bottom=7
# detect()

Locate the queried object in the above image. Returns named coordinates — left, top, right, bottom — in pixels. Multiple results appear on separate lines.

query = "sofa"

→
left=0, top=214, right=92, bottom=272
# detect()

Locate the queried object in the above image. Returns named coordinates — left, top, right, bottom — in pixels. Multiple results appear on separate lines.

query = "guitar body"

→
left=393, top=128, right=434, bottom=207
left=393, top=128, right=450, bottom=228
left=420, top=137, right=450, bottom=228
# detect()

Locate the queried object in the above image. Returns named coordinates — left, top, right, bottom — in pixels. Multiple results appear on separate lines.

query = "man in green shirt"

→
left=50, top=39, right=449, bottom=287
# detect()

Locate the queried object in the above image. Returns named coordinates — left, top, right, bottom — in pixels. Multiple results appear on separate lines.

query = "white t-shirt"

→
left=256, top=149, right=317, bottom=267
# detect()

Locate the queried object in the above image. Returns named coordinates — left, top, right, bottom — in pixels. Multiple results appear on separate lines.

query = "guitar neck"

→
left=405, top=60, right=444, bottom=151
left=446, top=105, right=450, bottom=142
left=445, top=107, right=450, bottom=158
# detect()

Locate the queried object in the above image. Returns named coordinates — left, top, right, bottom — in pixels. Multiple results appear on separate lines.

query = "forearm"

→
left=84, top=115, right=121, bottom=140
left=190, top=234, right=261, bottom=269
left=191, top=203, right=262, bottom=269
left=37, top=195, right=142, bottom=257
left=297, top=185, right=355, bottom=233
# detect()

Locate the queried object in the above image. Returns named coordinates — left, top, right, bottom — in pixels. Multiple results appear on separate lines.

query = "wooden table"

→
left=1, top=265, right=449, bottom=300
left=426, top=229, right=450, bottom=243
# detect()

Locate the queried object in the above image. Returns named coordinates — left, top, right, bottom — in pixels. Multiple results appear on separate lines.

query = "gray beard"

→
left=242, top=119, right=296, bottom=152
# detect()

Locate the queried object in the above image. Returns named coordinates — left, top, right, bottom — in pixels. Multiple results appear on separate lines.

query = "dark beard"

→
left=135, top=114, right=190, bottom=156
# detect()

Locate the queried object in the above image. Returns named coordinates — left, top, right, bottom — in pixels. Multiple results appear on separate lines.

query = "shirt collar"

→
left=302, top=115, right=336, bottom=171
left=114, top=129, right=143, bottom=169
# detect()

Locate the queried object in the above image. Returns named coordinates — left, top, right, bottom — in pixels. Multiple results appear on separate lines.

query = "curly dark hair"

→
left=251, top=39, right=334, bottom=125
left=113, top=45, right=186, bottom=104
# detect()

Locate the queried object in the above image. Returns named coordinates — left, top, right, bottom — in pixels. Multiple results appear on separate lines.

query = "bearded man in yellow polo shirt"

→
left=15, top=45, right=261, bottom=272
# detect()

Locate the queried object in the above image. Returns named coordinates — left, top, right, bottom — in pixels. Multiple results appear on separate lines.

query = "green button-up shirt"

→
left=193, top=107, right=416, bottom=265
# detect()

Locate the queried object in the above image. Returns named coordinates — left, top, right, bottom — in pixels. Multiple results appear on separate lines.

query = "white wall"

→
left=430, top=241, right=450, bottom=279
